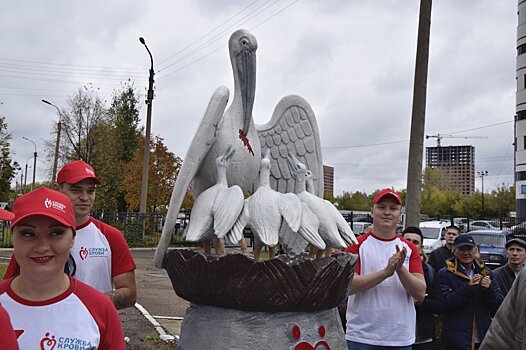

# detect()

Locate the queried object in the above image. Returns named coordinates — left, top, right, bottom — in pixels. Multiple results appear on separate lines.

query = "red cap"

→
left=56, top=160, right=100, bottom=185
left=11, top=187, right=76, bottom=235
left=372, top=188, right=402, bottom=205
left=0, top=208, right=14, bottom=221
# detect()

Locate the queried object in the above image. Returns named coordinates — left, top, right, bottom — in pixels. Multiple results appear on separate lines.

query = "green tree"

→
left=105, top=81, right=142, bottom=212
left=0, top=115, right=19, bottom=200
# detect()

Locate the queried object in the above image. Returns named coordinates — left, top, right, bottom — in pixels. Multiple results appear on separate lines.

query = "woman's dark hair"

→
left=64, top=254, right=76, bottom=276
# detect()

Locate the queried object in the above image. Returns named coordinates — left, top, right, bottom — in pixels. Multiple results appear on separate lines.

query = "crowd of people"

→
left=0, top=160, right=136, bottom=349
left=0, top=160, right=524, bottom=349
left=343, top=188, right=525, bottom=350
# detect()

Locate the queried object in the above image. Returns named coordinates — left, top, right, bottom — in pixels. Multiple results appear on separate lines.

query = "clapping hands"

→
left=385, top=245, right=407, bottom=277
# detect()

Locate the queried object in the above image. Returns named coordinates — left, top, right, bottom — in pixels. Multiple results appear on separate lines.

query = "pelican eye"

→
left=239, top=36, right=250, bottom=46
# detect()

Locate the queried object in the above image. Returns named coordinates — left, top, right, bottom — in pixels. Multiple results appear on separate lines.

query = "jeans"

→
left=347, top=340, right=412, bottom=350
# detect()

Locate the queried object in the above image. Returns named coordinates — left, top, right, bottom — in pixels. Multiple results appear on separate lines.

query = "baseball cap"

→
left=454, top=234, right=476, bottom=248
left=505, top=238, right=526, bottom=250
left=0, top=208, right=14, bottom=221
left=372, top=188, right=402, bottom=205
left=56, top=160, right=101, bottom=185
left=11, top=187, right=76, bottom=235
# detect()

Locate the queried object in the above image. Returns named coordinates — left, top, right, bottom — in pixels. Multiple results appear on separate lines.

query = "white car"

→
left=349, top=221, right=373, bottom=235
left=467, top=220, right=500, bottom=232
left=419, top=221, right=449, bottom=254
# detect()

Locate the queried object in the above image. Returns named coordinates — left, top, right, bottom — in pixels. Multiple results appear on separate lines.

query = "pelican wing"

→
left=325, top=200, right=358, bottom=245
left=154, top=86, right=230, bottom=268
left=212, top=185, right=244, bottom=238
left=256, top=95, right=324, bottom=196
left=228, top=198, right=249, bottom=244
left=278, top=192, right=301, bottom=232
left=298, top=202, right=325, bottom=250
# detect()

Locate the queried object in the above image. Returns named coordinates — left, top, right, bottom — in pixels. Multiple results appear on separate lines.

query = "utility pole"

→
left=22, top=137, right=37, bottom=191
left=139, top=37, right=155, bottom=237
left=42, top=99, right=62, bottom=182
left=406, top=0, right=433, bottom=228
left=478, top=170, right=488, bottom=218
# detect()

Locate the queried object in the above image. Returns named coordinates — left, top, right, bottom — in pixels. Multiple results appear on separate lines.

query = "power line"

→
left=157, top=0, right=261, bottom=67
left=157, top=0, right=280, bottom=73
left=157, top=0, right=299, bottom=80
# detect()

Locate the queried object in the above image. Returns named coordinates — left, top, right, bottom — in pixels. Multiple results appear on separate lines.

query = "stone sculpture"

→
left=184, top=146, right=244, bottom=255
left=155, top=28, right=357, bottom=349
left=154, top=29, right=324, bottom=268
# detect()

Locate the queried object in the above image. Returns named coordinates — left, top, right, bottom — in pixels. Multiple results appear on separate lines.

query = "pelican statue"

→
left=229, top=149, right=324, bottom=260
left=155, top=29, right=324, bottom=268
left=287, top=152, right=358, bottom=255
left=184, top=146, right=244, bottom=255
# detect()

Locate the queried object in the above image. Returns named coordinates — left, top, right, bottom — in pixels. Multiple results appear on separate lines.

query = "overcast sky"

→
left=1, top=0, right=516, bottom=196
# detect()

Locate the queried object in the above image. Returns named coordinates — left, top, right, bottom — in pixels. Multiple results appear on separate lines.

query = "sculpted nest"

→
left=163, top=250, right=357, bottom=312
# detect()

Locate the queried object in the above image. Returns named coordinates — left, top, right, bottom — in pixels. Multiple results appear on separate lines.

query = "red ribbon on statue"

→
left=238, top=129, right=255, bottom=156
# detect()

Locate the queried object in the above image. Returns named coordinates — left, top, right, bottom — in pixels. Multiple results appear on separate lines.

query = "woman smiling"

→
left=0, top=188, right=124, bottom=350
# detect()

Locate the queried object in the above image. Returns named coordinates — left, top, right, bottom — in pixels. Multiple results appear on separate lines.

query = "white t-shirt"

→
left=0, top=276, right=125, bottom=350
left=345, top=232, right=423, bottom=346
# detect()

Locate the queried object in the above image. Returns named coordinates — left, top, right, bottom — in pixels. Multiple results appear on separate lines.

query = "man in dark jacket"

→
left=403, top=227, right=444, bottom=350
left=428, top=225, right=460, bottom=272
left=438, top=234, right=503, bottom=350
left=492, top=238, right=526, bottom=297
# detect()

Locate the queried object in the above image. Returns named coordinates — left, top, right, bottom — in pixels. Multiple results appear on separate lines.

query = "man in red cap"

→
left=4, top=160, right=137, bottom=310
left=344, top=188, right=426, bottom=349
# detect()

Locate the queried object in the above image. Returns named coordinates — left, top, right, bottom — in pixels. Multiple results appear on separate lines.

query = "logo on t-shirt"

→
left=79, top=247, right=88, bottom=260
left=39, top=332, right=93, bottom=350
left=78, top=246, right=109, bottom=260
left=40, top=332, right=56, bottom=350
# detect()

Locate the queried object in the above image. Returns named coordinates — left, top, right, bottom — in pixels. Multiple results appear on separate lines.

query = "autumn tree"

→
left=95, top=82, right=142, bottom=212
left=123, top=136, right=182, bottom=213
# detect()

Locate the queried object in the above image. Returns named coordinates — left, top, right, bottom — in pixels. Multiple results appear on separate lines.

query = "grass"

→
left=0, top=263, right=7, bottom=279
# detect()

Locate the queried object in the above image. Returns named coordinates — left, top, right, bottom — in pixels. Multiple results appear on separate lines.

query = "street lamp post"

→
left=22, top=137, right=37, bottom=191
left=478, top=170, right=489, bottom=218
left=42, top=99, right=62, bottom=182
left=139, top=37, right=155, bottom=218
left=24, top=155, right=33, bottom=192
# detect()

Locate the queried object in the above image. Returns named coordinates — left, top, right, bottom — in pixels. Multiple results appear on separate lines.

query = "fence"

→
left=1, top=212, right=525, bottom=248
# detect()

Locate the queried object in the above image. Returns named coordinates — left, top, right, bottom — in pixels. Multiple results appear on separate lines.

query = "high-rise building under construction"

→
left=426, top=145, right=475, bottom=196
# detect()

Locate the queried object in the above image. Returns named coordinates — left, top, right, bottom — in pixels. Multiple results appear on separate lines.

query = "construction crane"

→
left=425, top=133, right=488, bottom=147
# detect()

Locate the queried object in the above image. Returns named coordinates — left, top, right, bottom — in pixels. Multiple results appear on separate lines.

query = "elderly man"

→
left=345, top=189, right=426, bottom=349
left=492, top=238, right=526, bottom=297
left=438, top=234, right=503, bottom=350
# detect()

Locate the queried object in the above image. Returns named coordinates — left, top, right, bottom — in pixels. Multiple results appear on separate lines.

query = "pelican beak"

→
left=236, top=49, right=256, bottom=136
left=222, top=145, right=236, bottom=164
left=287, top=152, right=301, bottom=176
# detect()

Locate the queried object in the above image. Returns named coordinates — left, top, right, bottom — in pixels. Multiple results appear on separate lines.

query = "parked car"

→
left=467, top=220, right=500, bottom=232
left=419, top=221, right=449, bottom=254
left=467, top=230, right=509, bottom=269
left=349, top=221, right=373, bottom=235
left=453, top=218, right=473, bottom=232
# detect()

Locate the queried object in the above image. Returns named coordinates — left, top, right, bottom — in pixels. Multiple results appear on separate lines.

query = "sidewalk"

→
left=122, top=249, right=190, bottom=349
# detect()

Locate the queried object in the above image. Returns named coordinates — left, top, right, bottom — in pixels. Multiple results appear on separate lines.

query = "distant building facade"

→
left=323, top=165, right=334, bottom=197
left=516, top=1, right=526, bottom=217
left=426, top=145, right=475, bottom=196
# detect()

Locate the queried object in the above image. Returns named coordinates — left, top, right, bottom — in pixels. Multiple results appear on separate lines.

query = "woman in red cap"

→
left=0, top=188, right=124, bottom=350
